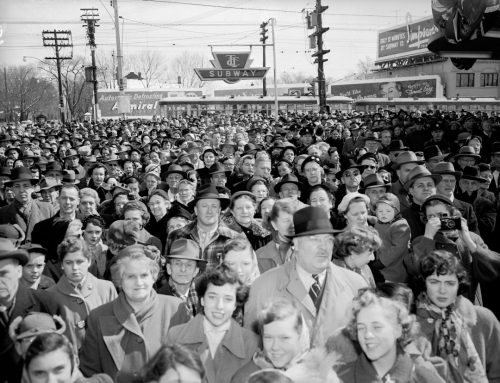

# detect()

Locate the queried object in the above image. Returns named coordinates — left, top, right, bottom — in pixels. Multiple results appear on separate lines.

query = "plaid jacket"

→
left=165, top=220, right=244, bottom=269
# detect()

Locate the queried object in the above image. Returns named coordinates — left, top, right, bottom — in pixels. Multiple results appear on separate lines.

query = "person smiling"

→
left=337, top=289, right=444, bottom=383
left=167, top=264, right=259, bottom=383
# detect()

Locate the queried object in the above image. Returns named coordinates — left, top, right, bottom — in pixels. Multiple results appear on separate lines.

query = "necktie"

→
left=309, top=274, right=321, bottom=308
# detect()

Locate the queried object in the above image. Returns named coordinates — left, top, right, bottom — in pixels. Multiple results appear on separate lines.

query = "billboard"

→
left=377, top=17, right=438, bottom=62
left=330, top=77, right=439, bottom=100
left=98, top=90, right=202, bottom=118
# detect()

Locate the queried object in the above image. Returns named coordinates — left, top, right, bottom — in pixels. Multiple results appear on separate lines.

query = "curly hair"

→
left=57, top=236, right=90, bottom=263
left=122, top=200, right=150, bottom=224
left=346, top=289, right=416, bottom=347
left=333, top=226, right=382, bottom=260
left=415, top=250, right=470, bottom=296
left=110, top=244, right=161, bottom=288
left=82, top=214, right=105, bottom=230
left=79, top=187, right=100, bottom=205
left=195, top=264, right=249, bottom=313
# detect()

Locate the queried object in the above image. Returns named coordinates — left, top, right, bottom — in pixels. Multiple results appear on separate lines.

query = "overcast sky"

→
left=0, top=0, right=431, bottom=82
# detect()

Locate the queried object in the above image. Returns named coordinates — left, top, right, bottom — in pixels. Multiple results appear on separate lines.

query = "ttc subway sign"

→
left=194, top=52, right=269, bottom=84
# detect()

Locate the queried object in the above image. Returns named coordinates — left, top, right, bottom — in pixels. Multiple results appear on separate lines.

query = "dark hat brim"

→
left=0, top=250, right=29, bottom=266
left=392, top=160, right=424, bottom=171
left=290, top=228, right=336, bottom=238
left=5, top=178, right=38, bottom=187
left=336, top=165, right=366, bottom=180
left=189, top=195, right=230, bottom=210
left=166, top=255, right=207, bottom=263
left=274, top=179, right=303, bottom=193
left=359, top=183, right=391, bottom=193
left=452, top=153, right=481, bottom=160
left=461, top=175, right=488, bottom=183
left=433, top=170, right=462, bottom=178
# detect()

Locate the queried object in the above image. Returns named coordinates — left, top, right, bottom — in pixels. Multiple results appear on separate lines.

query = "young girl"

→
left=373, top=193, right=411, bottom=284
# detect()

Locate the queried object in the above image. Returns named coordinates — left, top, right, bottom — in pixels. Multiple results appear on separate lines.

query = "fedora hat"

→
left=336, top=160, right=366, bottom=180
left=404, top=165, right=442, bottom=191
left=4, top=167, right=39, bottom=187
left=274, top=173, right=303, bottom=193
left=388, top=140, right=408, bottom=152
left=0, top=167, right=12, bottom=178
left=63, top=149, right=79, bottom=160
left=364, top=131, right=380, bottom=142
left=423, top=145, right=445, bottom=162
left=22, top=150, right=36, bottom=160
left=209, top=162, right=230, bottom=176
left=0, top=238, right=29, bottom=265
left=38, top=178, right=62, bottom=191
left=45, top=161, right=64, bottom=174
left=461, top=166, right=487, bottom=183
left=166, top=203, right=193, bottom=222
left=392, top=151, right=424, bottom=170
left=163, top=164, right=187, bottom=179
left=291, top=206, right=335, bottom=238
left=432, top=162, right=462, bottom=178
left=62, top=170, right=79, bottom=185
left=453, top=146, right=481, bottom=160
left=190, top=183, right=230, bottom=209
left=360, top=173, right=390, bottom=192
left=167, top=238, right=206, bottom=263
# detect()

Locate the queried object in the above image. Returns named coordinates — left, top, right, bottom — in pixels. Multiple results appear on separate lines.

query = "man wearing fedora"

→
left=63, top=148, right=86, bottom=182
left=433, top=162, right=481, bottom=235
left=342, top=123, right=365, bottom=159
left=0, top=238, right=64, bottom=383
left=334, top=160, right=366, bottom=210
left=454, top=145, right=481, bottom=171
left=244, top=206, right=367, bottom=347
left=390, top=151, right=424, bottom=211
left=455, top=166, right=496, bottom=242
left=361, top=173, right=391, bottom=214
left=165, top=184, right=243, bottom=270
left=158, top=238, right=206, bottom=318
left=401, top=165, right=441, bottom=240
left=0, top=167, right=56, bottom=243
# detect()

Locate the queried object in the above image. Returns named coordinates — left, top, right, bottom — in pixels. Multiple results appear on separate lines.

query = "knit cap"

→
left=375, top=193, right=400, bottom=213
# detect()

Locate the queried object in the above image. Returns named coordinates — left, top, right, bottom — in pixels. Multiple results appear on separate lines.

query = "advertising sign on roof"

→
left=377, top=17, right=438, bottom=62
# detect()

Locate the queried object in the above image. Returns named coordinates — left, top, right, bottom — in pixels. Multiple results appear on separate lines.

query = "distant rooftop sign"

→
left=377, top=17, right=438, bottom=63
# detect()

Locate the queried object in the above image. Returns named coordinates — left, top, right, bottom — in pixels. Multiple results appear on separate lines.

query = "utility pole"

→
left=81, top=8, right=100, bottom=123
left=42, top=30, right=73, bottom=124
left=270, top=18, right=278, bottom=117
left=111, top=0, right=124, bottom=92
left=3, top=67, right=9, bottom=123
left=308, top=0, right=330, bottom=113
left=260, top=22, right=268, bottom=97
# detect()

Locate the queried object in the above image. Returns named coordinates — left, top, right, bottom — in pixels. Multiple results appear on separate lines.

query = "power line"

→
left=139, top=0, right=302, bottom=13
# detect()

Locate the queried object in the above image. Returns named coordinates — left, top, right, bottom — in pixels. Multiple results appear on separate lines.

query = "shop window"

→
left=456, top=73, right=475, bottom=88
left=480, top=73, right=498, bottom=87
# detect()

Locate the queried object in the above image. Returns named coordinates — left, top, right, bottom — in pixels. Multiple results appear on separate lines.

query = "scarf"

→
left=416, top=292, right=487, bottom=383
left=13, top=199, right=33, bottom=226
left=122, top=289, right=158, bottom=334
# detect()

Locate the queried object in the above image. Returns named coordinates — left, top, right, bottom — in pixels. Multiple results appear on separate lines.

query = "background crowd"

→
left=0, top=107, right=500, bottom=383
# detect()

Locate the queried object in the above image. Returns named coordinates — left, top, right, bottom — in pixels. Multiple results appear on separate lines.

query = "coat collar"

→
left=111, top=293, right=145, bottom=339
left=283, top=259, right=320, bottom=316
left=176, top=314, right=248, bottom=359
left=354, top=349, right=413, bottom=383
left=55, top=273, right=97, bottom=298
left=11, top=285, right=36, bottom=320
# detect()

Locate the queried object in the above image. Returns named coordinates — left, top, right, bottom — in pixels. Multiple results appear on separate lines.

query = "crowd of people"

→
left=0, top=108, right=500, bottom=383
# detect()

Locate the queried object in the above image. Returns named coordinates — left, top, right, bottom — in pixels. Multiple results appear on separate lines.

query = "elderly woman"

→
left=333, top=226, right=381, bottom=288
left=79, top=245, right=190, bottom=382
left=48, top=236, right=117, bottom=349
left=145, top=189, right=171, bottom=252
left=414, top=250, right=500, bottom=382
left=222, top=237, right=260, bottom=286
left=172, top=179, right=196, bottom=213
left=166, top=264, right=259, bottom=383
left=122, top=200, right=162, bottom=251
left=140, top=171, right=162, bottom=198
left=256, top=199, right=295, bottom=273
left=223, top=191, right=271, bottom=251
left=79, top=187, right=100, bottom=217
left=232, top=298, right=310, bottom=383
left=82, top=214, right=108, bottom=279
left=337, top=289, right=445, bottom=383
left=337, top=192, right=374, bottom=229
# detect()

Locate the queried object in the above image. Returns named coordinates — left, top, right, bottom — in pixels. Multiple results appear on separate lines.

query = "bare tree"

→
left=124, top=50, right=167, bottom=88
left=353, top=56, right=375, bottom=80
left=40, top=56, right=93, bottom=120
left=169, top=51, right=206, bottom=88
left=278, top=71, right=315, bottom=84
left=0, top=65, right=58, bottom=121
left=95, top=50, right=116, bottom=89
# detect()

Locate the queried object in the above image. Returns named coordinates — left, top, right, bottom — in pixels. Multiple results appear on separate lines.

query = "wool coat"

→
left=244, top=258, right=367, bottom=347
left=166, top=314, right=259, bottom=383
left=0, top=286, right=64, bottom=383
left=79, top=292, right=190, bottom=383
left=0, top=200, right=55, bottom=243
left=48, top=273, right=117, bottom=349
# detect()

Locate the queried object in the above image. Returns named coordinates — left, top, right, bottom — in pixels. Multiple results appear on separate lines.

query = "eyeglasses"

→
left=364, top=165, right=377, bottom=169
